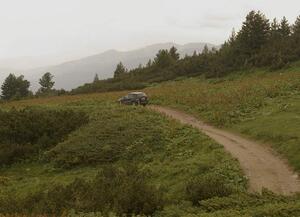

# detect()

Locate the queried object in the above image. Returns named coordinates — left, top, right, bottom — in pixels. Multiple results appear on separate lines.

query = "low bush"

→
left=186, top=173, right=235, bottom=205
left=0, top=165, right=164, bottom=216
left=0, top=108, right=89, bottom=146
left=0, top=143, right=36, bottom=165
left=46, top=107, right=166, bottom=167
left=0, top=108, right=89, bottom=165
left=191, top=190, right=300, bottom=217
left=198, top=189, right=287, bottom=212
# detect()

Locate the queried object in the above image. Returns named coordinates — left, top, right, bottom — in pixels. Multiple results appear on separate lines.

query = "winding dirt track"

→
left=150, top=105, right=300, bottom=195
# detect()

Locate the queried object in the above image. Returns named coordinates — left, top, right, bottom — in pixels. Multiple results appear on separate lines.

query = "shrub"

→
left=0, top=143, right=36, bottom=165
left=46, top=107, right=166, bottom=167
left=0, top=165, right=164, bottom=216
left=186, top=173, right=234, bottom=205
left=0, top=108, right=89, bottom=165
left=0, top=108, right=89, bottom=146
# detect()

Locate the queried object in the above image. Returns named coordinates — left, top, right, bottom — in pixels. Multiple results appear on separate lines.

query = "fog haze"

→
left=0, top=0, right=299, bottom=69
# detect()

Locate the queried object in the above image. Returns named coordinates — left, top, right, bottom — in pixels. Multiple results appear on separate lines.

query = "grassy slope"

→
left=1, top=63, right=300, bottom=216
left=0, top=92, right=245, bottom=215
left=146, top=62, right=300, bottom=172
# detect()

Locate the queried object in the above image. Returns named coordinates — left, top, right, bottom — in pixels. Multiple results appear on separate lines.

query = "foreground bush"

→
left=0, top=143, right=36, bottom=165
left=0, top=108, right=89, bottom=165
left=0, top=108, right=88, bottom=146
left=186, top=173, right=235, bottom=205
left=0, top=165, right=163, bottom=216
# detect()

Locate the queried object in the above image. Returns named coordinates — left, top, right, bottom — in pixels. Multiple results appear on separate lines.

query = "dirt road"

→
left=150, top=105, right=300, bottom=195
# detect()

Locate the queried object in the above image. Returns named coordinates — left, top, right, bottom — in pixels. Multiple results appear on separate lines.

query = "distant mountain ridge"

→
left=1, top=42, right=217, bottom=91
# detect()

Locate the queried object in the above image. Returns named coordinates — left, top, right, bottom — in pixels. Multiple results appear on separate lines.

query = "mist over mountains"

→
left=0, top=42, right=217, bottom=91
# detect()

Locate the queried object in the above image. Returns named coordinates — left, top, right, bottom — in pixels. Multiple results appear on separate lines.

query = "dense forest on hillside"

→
left=71, top=11, right=300, bottom=94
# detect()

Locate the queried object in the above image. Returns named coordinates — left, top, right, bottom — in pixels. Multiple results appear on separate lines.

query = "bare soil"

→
left=150, top=105, right=300, bottom=195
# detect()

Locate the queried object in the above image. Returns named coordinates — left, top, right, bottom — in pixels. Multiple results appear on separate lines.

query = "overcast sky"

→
left=0, top=0, right=300, bottom=63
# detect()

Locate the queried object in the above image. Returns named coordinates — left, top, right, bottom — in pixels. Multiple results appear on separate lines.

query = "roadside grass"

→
left=232, top=95, right=300, bottom=170
left=146, top=66, right=300, bottom=171
left=147, top=69, right=300, bottom=127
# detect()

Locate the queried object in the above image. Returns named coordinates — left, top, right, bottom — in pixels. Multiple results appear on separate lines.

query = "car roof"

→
left=129, top=92, right=146, bottom=95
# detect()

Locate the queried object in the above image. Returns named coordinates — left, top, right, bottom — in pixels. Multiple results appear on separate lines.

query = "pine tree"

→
left=228, top=28, right=237, bottom=45
left=1, top=74, right=16, bottom=100
left=269, top=18, right=282, bottom=42
left=1, top=74, right=30, bottom=100
left=16, top=75, right=31, bottom=98
left=154, top=49, right=174, bottom=68
left=293, top=16, right=300, bottom=34
left=291, top=16, right=300, bottom=58
left=93, top=74, right=99, bottom=83
left=271, top=18, right=280, bottom=32
left=279, top=16, right=291, bottom=37
left=113, top=62, right=127, bottom=78
left=202, top=45, right=209, bottom=55
left=39, top=72, right=55, bottom=93
left=146, top=59, right=152, bottom=68
left=169, top=46, right=180, bottom=61
left=237, top=11, right=270, bottom=53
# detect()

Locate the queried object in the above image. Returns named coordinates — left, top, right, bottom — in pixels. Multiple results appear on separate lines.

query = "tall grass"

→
left=147, top=70, right=300, bottom=126
left=146, top=69, right=300, bottom=171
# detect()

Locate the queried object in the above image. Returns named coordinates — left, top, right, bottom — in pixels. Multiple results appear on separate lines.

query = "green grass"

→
left=0, top=163, right=99, bottom=197
left=1, top=64, right=300, bottom=216
left=232, top=95, right=300, bottom=170
left=0, top=97, right=246, bottom=215
left=146, top=64, right=300, bottom=171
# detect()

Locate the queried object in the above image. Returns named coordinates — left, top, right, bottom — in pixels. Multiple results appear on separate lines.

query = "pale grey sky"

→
left=0, top=0, right=299, bottom=66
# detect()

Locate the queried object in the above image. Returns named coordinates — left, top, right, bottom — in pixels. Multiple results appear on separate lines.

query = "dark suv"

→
left=118, top=92, right=148, bottom=106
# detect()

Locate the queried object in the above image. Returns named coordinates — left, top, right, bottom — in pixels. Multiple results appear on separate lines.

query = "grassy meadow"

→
left=146, top=62, right=300, bottom=171
left=1, top=64, right=300, bottom=216
left=0, top=93, right=247, bottom=216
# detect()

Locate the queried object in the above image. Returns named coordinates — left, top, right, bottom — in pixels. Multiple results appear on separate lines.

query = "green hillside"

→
left=147, top=62, right=300, bottom=171
left=0, top=95, right=246, bottom=215
left=1, top=75, right=300, bottom=216
left=1, top=9, right=300, bottom=217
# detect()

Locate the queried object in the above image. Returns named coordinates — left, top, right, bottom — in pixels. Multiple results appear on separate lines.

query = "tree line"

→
left=0, top=72, right=66, bottom=100
left=115, top=11, right=300, bottom=79
left=72, top=11, right=300, bottom=94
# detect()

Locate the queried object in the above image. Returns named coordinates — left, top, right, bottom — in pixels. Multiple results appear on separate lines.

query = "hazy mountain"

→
left=0, top=57, right=59, bottom=71
left=1, top=42, right=217, bottom=91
